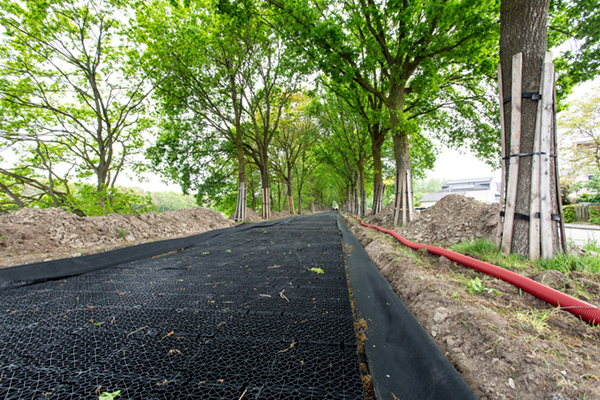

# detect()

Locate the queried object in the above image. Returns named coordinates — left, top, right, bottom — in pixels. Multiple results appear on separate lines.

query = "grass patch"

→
left=452, top=238, right=600, bottom=274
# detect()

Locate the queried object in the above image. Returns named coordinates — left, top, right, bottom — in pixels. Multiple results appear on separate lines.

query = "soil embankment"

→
left=0, top=207, right=234, bottom=268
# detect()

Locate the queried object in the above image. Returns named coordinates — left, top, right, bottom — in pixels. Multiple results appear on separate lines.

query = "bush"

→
left=65, top=184, right=156, bottom=217
left=563, top=205, right=575, bottom=223
left=589, top=207, right=600, bottom=225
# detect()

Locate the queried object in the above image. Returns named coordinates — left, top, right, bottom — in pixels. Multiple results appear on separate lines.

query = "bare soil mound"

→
left=367, top=203, right=395, bottom=226
left=270, top=209, right=293, bottom=219
left=228, top=207, right=264, bottom=223
left=0, top=207, right=234, bottom=268
left=399, top=194, right=498, bottom=245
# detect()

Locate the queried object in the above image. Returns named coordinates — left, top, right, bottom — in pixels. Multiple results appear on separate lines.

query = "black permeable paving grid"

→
left=0, top=214, right=364, bottom=400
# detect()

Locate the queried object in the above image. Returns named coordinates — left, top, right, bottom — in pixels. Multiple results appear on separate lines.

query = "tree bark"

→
left=371, top=125, right=385, bottom=215
left=297, top=184, right=302, bottom=214
left=389, top=86, right=412, bottom=226
left=260, top=166, right=270, bottom=219
left=234, top=139, right=247, bottom=222
left=392, top=129, right=411, bottom=226
left=358, top=158, right=367, bottom=217
left=500, top=0, right=557, bottom=255
left=286, top=176, right=295, bottom=214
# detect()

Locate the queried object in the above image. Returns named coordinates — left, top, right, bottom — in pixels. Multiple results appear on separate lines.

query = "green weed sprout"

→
left=99, top=390, right=121, bottom=400
left=310, top=268, right=324, bottom=274
left=466, top=277, right=500, bottom=296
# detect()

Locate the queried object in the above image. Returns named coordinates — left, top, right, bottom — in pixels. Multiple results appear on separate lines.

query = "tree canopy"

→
left=1, top=0, right=599, bottom=225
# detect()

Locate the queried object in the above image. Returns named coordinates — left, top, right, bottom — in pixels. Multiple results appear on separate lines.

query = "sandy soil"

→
left=0, top=207, right=234, bottom=268
left=344, top=215, right=600, bottom=400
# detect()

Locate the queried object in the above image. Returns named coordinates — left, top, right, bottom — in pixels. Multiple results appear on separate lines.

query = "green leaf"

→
left=99, top=390, right=121, bottom=400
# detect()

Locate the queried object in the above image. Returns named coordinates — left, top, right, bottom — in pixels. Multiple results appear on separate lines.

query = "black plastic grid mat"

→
left=0, top=214, right=364, bottom=399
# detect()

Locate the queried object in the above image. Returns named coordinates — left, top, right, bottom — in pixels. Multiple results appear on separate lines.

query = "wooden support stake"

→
left=393, top=170, right=401, bottom=226
left=502, top=53, right=523, bottom=255
left=553, top=77, right=568, bottom=253
left=496, top=64, right=507, bottom=251
left=401, top=170, right=407, bottom=226
left=407, top=169, right=413, bottom=222
left=529, top=58, right=546, bottom=260
left=540, top=52, right=555, bottom=259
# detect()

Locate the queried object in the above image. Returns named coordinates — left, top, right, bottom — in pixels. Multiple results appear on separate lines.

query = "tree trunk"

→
left=392, top=129, right=411, bottom=226
left=389, top=87, right=412, bottom=226
left=250, top=174, right=256, bottom=212
left=277, top=181, right=281, bottom=211
left=234, top=141, right=247, bottom=222
left=358, top=159, right=367, bottom=217
left=260, top=167, right=271, bottom=219
left=353, top=171, right=360, bottom=215
left=297, top=184, right=303, bottom=214
left=287, top=177, right=295, bottom=214
left=500, top=0, right=557, bottom=255
left=371, top=133, right=385, bottom=215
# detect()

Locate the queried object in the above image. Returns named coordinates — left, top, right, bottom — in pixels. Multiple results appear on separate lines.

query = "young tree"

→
left=0, top=0, right=153, bottom=209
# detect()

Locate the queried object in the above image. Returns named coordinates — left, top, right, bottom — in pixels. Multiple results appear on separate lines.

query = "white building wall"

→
left=465, top=190, right=491, bottom=202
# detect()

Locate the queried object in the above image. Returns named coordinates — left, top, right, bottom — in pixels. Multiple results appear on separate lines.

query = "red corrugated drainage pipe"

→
left=347, top=214, right=600, bottom=326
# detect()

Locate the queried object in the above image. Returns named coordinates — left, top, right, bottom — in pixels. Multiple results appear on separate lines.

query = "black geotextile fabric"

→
left=0, top=218, right=296, bottom=291
left=0, top=213, right=364, bottom=399
left=336, top=213, right=478, bottom=400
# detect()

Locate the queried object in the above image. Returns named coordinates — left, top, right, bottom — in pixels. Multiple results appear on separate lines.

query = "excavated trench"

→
left=0, top=212, right=474, bottom=399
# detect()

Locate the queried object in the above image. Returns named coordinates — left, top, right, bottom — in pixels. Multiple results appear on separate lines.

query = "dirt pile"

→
left=228, top=207, right=264, bottom=223
left=0, top=207, right=235, bottom=268
left=399, top=194, right=498, bottom=245
left=367, top=203, right=395, bottom=226
left=270, top=209, right=293, bottom=219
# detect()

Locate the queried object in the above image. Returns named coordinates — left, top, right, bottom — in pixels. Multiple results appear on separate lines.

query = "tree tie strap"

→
left=503, top=92, right=542, bottom=104
left=502, top=152, right=557, bottom=160
left=499, top=211, right=561, bottom=221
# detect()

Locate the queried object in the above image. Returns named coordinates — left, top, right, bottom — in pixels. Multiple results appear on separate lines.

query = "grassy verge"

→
left=451, top=238, right=600, bottom=274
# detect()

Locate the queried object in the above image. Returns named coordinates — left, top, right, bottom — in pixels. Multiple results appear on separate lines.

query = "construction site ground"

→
left=1, top=200, right=599, bottom=399
left=344, top=213, right=600, bottom=400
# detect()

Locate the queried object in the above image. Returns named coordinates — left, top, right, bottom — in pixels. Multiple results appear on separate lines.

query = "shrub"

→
left=589, top=207, right=600, bottom=225
left=65, top=184, right=155, bottom=217
left=563, top=205, right=575, bottom=223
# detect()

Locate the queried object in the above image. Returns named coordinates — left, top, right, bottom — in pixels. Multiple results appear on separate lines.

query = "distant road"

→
left=564, top=223, right=600, bottom=246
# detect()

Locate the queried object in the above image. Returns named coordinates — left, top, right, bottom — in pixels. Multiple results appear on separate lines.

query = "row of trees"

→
left=0, top=0, right=599, bottom=256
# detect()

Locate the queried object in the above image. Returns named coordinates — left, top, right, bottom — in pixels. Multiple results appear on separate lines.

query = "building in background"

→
left=420, top=177, right=499, bottom=208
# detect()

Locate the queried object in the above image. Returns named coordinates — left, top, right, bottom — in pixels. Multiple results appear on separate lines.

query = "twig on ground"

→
left=66, top=306, right=99, bottom=312
left=278, top=341, right=297, bottom=353
left=126, top=326, right=148, bottom=337
left=279, top=290, right=289, bottom=302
